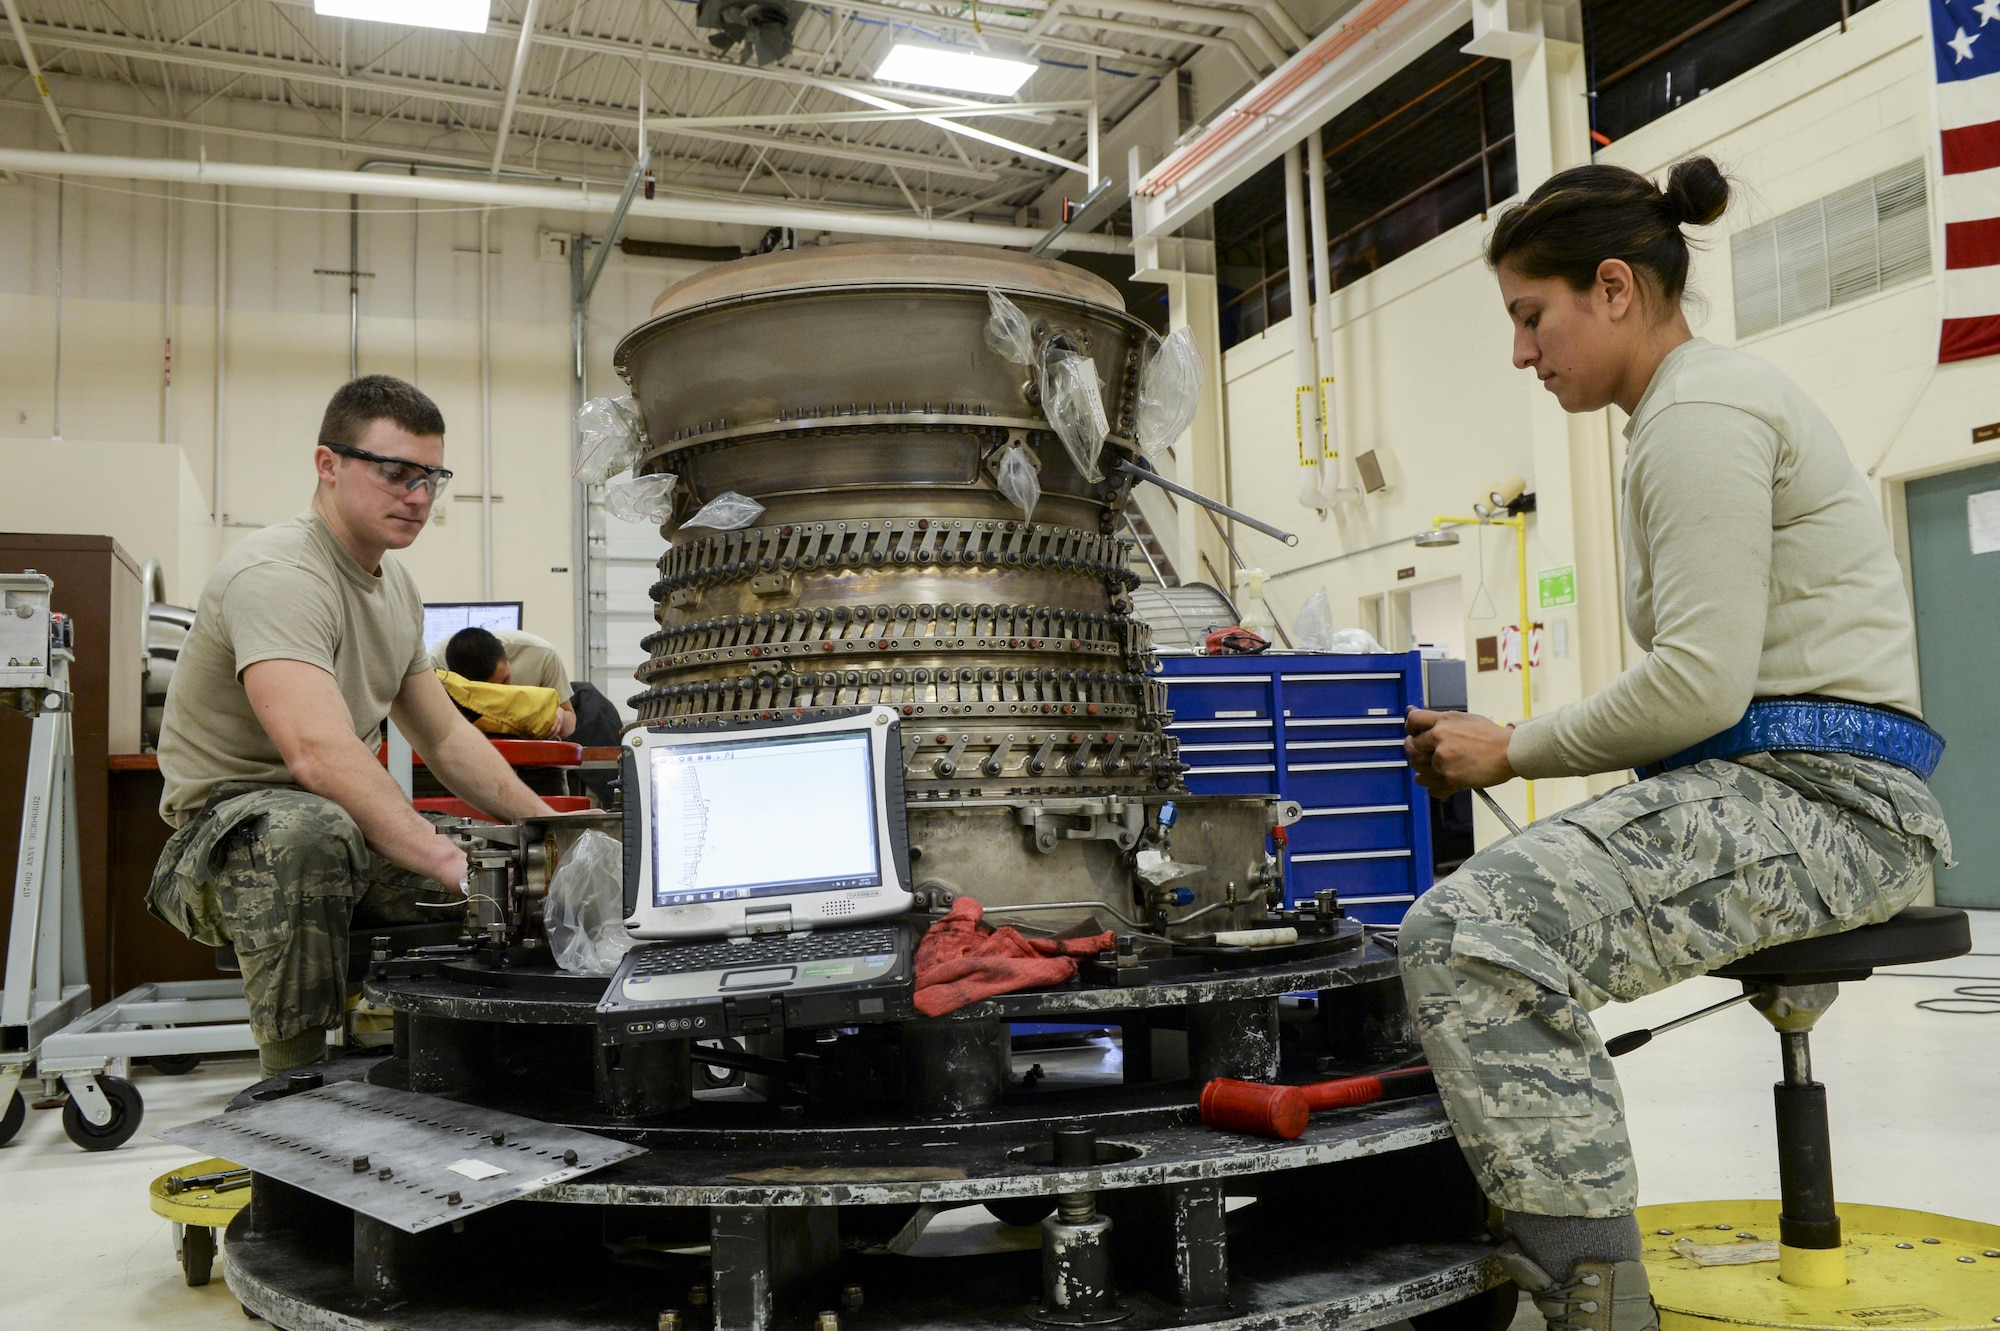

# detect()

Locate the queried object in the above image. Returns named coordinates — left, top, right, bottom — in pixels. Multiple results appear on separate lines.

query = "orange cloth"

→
left=913, top=897, right=1116, bottom=1017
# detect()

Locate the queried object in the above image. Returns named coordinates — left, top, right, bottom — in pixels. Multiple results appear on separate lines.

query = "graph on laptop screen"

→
left=648, top=731, right=881, bottom=908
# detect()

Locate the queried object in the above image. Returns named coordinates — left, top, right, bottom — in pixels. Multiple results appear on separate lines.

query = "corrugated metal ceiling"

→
left=0, top=0, right=1268, bottom=219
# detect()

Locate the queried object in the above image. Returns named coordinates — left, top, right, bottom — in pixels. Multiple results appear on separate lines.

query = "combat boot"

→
left=1496, top=1244, right=1660, bottom=1331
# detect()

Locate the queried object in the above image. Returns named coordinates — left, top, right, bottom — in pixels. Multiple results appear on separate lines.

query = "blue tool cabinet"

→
left=1155, top=652, right=1434, bottom=924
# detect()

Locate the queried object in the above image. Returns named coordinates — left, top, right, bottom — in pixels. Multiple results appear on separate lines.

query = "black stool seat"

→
left=214, top=920, right=466, bottom=979
left=1715, top=906, right=1971, bottom=985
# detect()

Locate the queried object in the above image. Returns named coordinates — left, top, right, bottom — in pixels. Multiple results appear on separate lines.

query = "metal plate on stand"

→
left=158, top=1081, right=644, bottom=1233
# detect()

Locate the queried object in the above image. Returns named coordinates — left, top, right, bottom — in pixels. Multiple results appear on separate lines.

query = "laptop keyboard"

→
left=627, top=926, right=902, bottom=977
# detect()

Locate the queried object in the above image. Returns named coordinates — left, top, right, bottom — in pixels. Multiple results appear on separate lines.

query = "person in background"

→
left=149, top=375, right=560, bottom=1080
left=440, top=625, right=575, bottom=735
left=1400, top=158, right=1949, bottom=1329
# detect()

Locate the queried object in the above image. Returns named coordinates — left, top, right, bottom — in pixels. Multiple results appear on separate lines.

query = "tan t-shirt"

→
left=1509, top=338, right=1921, bottom=779
left=431, top=629, right=569, bottom=694
left=158, top=511, right=430, bottom=824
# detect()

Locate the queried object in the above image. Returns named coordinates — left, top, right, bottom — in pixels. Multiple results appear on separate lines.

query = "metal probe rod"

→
left=1116, top=459, right=1299, bottom=546
left=1475, top=787, right=1521, bottom=837
left=1605, top=991, right=1756, bottom=1057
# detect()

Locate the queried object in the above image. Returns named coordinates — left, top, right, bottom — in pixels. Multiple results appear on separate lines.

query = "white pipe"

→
left=1305, top=127, right=1340, bottom=505
left=51, top=177, right=62, bottom=441
left=212, top=184, right=226, bottom=535
left=1, top=0, right=71, bottom=151
left=489, top=0, right=541, bottom=175
left=162, top=181, right=175, bottom=448
left=479, top=208, right=493, bottom=600
left=1282, top=144, right=1322, bottom=513
left=0, top=149, right=1128, bottom=253
left=1086, top=57, right=1101, bottom=187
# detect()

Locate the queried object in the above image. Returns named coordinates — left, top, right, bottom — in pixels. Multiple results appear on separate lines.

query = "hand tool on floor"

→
left=1200, top=1066, right=1435, bottom=1140
left=166, top=1166, right=251, bottom=1195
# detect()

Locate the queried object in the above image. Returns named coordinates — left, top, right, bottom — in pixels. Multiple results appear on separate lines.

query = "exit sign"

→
left=1537, top=565, right=1576, bottom=609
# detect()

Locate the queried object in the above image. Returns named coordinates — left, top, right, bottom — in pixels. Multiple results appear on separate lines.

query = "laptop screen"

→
left=648, top=729, right=882, bottom=908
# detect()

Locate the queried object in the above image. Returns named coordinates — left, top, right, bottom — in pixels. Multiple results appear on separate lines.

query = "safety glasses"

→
left=324, top=442, right=454, bottom=498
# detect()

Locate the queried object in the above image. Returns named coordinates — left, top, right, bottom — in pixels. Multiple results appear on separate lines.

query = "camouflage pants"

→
left=148, top=785, right=461, bottom=1047
left=1398, top=752, right=1950, bottom=1218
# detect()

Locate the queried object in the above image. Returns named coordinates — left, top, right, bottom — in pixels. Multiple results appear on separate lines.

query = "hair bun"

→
left=1664, top=157, right=1730, bottom=227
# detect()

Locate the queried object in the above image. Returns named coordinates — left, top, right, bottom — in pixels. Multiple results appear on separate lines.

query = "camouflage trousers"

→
left=1398, top=752, right=1950, bottom=1218
left=148, top=785, right=461, bottom=1048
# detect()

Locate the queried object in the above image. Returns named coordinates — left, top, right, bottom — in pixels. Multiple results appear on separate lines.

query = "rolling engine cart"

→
left=0, top=570, right=258, bottom=1153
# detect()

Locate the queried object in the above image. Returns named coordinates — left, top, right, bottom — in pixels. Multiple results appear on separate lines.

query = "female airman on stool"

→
left=1400, top=157, right=1953, bottom=1330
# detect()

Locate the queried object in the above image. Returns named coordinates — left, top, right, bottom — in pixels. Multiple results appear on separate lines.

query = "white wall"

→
left=1211, top=0, right=1998, bottom=826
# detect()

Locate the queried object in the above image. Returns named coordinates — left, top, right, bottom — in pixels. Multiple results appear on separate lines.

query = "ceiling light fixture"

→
left=874, top=43, right=1036, bottom=97
left=312, top=0, right=489, bottom=34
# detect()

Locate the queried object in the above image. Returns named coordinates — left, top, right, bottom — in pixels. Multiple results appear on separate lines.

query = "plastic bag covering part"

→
left=1295, top=589, right=1388, bottom=654
left=995, top=442, right=1041, bottom=521
left=605, top=472, right=678, bottom=526
left=1039, top=346, right=1110, bottom=483
left=983, top=286, right=1035, bottom=366
left=683, top=491, right=765, bottom=531
left=1135, top=326, right=1202, bottom=459
left=573, top=395, right=645, bottom=485
left=545, top=830, right=632, bottom=975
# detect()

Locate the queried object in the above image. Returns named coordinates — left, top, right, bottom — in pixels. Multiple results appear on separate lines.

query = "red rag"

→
left=913, top=897, right=1115, bottom=1017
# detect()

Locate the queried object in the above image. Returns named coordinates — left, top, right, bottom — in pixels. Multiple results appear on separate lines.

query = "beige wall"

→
left=0, top=439, right=208, bottom=602
left=1214, top=0, right=2000, bottom=828
left=0, top=100, right=749, bottom=673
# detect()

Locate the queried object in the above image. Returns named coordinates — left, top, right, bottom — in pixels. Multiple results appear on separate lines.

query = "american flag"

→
left=1936, top=0, right=2000, bottom=361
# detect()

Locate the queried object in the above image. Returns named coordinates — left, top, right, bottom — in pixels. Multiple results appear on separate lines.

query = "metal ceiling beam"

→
left=11, top=21, right=1012, bottom=181
left=1052, top=13, right=1263, bottom=77
left=514, top=22, right=1064, bottom=121
left=1064, top=0, right=1284, bottom=67
left=1, top=0, right=72, bottom=149
left=806, top=0, right=1174, bottom=65
left=0, top=146, right=1129, bottom=252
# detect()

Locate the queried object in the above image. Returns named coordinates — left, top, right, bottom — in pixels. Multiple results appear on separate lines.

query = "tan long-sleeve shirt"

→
left=1507, top=338, right=1921, bottom=780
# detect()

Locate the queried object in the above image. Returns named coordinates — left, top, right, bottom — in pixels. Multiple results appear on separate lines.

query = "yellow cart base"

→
left=1639, top=1200, right=2000, bottom=1331
left=148, top=1156, right=251, bottom=1288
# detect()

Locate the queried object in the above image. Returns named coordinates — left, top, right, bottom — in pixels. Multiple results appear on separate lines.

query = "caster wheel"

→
left=61, top=1076, right=144, bottom=1151
left=696, top=1039, right=746, bottom=1089
left=182, top=1224, right=216, bottom=1286
left=1410, top=1280, right=1519, bottom=1331
left=148, top=1053, right=203, bottom=1076
left=0, top=1090, right=24, bottom=1146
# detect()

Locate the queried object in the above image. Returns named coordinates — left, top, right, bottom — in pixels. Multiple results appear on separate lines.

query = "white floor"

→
left=3, top=909, right=1994, bottom=1330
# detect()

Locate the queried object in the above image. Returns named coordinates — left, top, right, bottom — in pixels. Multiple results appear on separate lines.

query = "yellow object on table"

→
left=1640, top=1199, right=2000, bottom=1331
left=148, top=1156, right=250, bottom=1287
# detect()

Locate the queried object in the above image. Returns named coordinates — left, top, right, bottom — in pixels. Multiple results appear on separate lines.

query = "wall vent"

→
left=1732, top=161, right=1929, bottom=338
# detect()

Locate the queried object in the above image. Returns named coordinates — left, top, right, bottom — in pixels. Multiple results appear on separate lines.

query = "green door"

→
left=1905, top=459, right=2000, bottom=908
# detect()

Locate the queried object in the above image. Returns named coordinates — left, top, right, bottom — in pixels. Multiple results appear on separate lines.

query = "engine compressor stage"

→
left=203, top=244, right=1508, bottom=1331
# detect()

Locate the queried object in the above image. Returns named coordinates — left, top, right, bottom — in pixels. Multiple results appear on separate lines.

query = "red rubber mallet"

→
left=1199, top=1067, right=1435, bottom=1140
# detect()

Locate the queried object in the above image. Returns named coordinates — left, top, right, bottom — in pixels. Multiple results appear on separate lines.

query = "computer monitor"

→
left=619, top=708, right=912, bottom=940
left=422, top=601, right=523, bottom=653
